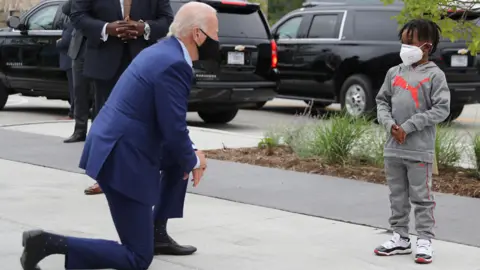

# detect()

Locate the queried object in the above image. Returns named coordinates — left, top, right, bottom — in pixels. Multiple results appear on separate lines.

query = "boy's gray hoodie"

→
left=376, top=62, right=451, bottom=163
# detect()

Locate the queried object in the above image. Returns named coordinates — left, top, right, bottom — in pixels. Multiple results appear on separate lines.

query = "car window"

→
left=354, top=10, right=400, bottom=41
left=276, top=16, right=302, bottom=39
left=27, top=4, right=60, bottom=30
left=217, top=11, right=268, bottom=39
left=52, top=3, right=69, bottom=30
left=170, top=2, right=268, bottom=39
left=307, top=14, right=342, bottom=39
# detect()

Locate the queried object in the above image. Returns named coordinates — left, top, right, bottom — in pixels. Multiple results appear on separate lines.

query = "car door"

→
left=3, top=2, right=63, bottom=93
left=295, top=11, right=346, bottom=98
left=272, top=15, right=306, bottom=94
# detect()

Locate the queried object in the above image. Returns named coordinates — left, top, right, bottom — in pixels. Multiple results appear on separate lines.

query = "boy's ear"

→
left=424, top=43, right=433, bottom=54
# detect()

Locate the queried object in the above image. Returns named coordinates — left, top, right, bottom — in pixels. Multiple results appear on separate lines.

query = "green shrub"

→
left=472, top=133, right=480, bottom=172
left=352, top=127, right=387, bottom=167
left=308, top=111, right=369, bottom=164
left=435, top=126, right=461, bottom=168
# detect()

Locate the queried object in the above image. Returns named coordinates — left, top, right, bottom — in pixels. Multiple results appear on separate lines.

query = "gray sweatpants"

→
left=384, top=157, right=436, bottom=240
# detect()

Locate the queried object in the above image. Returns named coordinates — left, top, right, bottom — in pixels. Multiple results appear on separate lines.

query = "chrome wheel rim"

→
left=345, top=84, right=366, bottom=117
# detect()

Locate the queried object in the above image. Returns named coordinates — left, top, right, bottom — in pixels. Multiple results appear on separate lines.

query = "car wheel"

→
left=339, top=74, right=375, bottom=118
left=0, top=82, right=9, bottom=110
left=443, top=104, right=464, bottom=123
left=198, top=109, right=239, bottom=124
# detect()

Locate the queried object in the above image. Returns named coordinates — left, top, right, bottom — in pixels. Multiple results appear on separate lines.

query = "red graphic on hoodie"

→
left=392, top=76, right=430, bottom=108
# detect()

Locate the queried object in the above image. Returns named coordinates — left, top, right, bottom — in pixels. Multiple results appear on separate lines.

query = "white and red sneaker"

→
left=415, top=239, right=433, bottom=264
left=374, top=232, right=412, bottom=256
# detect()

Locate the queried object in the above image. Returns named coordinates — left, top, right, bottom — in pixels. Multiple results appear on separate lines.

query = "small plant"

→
left=353, top=127, right=387, bottom=167
left=472, top=133, right=480, bottom=175
left=435, top=126, right=461, bottom=168
left=309, top=111, right=369, bottom=164
left=258, top=137, right=278, bottom=155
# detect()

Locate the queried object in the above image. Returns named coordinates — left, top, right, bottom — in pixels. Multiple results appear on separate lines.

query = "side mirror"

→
left=273, top=32, right=279, bottom=40
left=7, top=16, right=26, bottom=31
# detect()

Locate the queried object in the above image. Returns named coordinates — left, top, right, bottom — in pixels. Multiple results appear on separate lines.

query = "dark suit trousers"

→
left=65, top=182, right=154, bottom=269
left=92, top=47, right=131, bottom=120
left=66, top=69, right=74, bottom=116
left=153, top=165, right=189, bottom=221
left=72, top=43, right=91, bottom=135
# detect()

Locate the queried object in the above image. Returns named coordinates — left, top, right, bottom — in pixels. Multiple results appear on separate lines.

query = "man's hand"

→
left=125, top=19, right=145, bottom=37
left=196, top=150, right=207, bottom=169
left=182, top=150, right=207, bottom=187
left=391, top=124, right=407, bottom=144
left=192, top=150, right=207, bottom=187
left=106, top=21, right=137, bottom=40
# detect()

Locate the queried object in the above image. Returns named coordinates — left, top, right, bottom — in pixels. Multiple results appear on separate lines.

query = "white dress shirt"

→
left=100, top=0, right=151, bottom=41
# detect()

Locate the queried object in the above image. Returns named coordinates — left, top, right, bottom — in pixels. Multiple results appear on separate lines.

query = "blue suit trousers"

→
left=154, top=165, right=189, bottom=221
left=66, top=183, right=154, bottom=270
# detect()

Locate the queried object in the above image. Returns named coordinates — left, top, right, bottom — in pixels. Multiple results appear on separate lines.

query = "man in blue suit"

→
left=56, top=3, right=74, bottom=119
left=20, top=2, right=219, bottom=270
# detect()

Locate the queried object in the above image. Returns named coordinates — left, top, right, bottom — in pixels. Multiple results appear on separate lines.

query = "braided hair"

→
left=398, top=19, right=442, bottom=55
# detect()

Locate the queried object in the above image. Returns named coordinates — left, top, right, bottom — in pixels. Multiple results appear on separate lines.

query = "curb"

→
left=0, top=120, right=264, bottom=140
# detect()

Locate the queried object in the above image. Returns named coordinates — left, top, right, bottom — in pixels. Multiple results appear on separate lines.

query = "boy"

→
left=374, top=19, right=451, bottom=264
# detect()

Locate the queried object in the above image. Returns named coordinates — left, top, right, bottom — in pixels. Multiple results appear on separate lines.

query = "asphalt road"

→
left=2, top=94, right=480, bottom=137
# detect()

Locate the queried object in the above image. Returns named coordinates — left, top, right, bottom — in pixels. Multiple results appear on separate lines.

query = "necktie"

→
left=123, top=0, right=131, bottom=20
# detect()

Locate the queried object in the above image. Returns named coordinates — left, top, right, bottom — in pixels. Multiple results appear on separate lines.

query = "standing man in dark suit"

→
left=70, top=0, right=174, bottom=195
left=20, top=3, right=218, bottom=269
left=56, top=4, right=74, bottom=119
left=70, top=0, right=174, bottom=118
left=63, top=0, right=92, bottom=144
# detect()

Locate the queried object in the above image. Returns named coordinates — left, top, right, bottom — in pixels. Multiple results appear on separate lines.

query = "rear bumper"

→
left=188, top=80, right=278, bottom=111
left=449, top=82, right=480, bottom=104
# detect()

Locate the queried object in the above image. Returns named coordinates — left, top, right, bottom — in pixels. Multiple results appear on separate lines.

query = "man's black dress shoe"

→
left=154, top=235, right=197, bottom=255
left=20, top=230, right=67, bottom=270
left=63, top=133, right=86, bottom=143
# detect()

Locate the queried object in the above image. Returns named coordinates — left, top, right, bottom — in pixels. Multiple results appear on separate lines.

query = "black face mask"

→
left=196, top=29, right=220, bottom=61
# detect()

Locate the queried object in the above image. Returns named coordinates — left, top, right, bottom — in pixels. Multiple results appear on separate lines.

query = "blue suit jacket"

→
left=56, top=21, right=73, bottom=71
left=79, top=37, right=197, bottom=205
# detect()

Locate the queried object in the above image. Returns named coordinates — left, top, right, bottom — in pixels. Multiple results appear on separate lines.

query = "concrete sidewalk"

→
left=1, top=158, right=479, bottom=270
left=1, top=121, right=262, bottom=150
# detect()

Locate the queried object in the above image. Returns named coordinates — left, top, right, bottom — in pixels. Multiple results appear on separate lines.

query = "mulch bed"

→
left=205, top=146, right=480, bottom=199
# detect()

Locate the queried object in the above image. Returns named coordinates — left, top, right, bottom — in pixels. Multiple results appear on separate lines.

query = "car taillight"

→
left=271, top=39, right=277, bottom=68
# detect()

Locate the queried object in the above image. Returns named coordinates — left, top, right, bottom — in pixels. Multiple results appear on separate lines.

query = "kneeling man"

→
left=20, top=2, right=219, bottom=269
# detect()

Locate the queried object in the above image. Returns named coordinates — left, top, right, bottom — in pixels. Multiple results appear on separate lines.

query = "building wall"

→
left=0, top=0, right=41, bottom=26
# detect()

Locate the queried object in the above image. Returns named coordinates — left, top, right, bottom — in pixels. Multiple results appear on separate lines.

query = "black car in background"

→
left=0, top=0, right=279, bottom=124
left=271, top=0, right=480, bottom=121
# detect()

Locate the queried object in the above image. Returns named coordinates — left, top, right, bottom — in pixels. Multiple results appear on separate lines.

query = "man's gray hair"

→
left=167, top=2, right=217, bottom=38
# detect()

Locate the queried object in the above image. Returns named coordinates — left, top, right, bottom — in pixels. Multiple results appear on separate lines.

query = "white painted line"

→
left=188, top=126, right=263, bottom=139
left=5, top=96, right=28, bottom=106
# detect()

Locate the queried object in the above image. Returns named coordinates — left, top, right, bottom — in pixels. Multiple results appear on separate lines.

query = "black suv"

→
left=271, top=0, right=480, bottom=121
left=0, top=0, right=279, bottom=124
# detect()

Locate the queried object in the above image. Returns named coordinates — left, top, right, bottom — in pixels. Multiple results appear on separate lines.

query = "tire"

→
left=198, top=109, right=238, bottom=124
left=0, top=82, right=8, bottom=110
left=304, top=100, right=332, bottom=108
left=443, top=104, right=464, bottom=123
left=339, top=74, right=376, bottom=118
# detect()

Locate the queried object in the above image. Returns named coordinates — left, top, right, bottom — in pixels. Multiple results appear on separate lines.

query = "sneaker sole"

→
left=415, top=257, right=433, bottom=264
left=374, top=248, right=412, bottom=256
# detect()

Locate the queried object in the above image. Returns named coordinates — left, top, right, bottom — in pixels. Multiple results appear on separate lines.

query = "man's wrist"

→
left=141, top=20, right=151, bottom=40
left=193, top=155, right=200, bottom=169
left=101, top=23, right=109, bottom=41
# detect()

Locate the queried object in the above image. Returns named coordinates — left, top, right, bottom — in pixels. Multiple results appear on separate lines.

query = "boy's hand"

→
left=391, top=125, right=407, bottom=144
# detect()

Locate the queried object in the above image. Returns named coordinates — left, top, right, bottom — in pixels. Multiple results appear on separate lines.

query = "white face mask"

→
left=399, top=44, right=426, bottom=66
